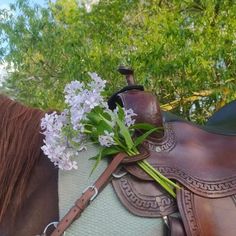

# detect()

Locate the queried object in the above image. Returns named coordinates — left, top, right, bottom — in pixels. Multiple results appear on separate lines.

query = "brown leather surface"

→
left=167, top=216, right=186, bottom=236
left=112, top=174, right=177, bottom=217
left=119, top=90, right=164, bottom=138
left=125, top=121, right=236, bottom=198
left=121, top=145, right=150, bottom=163
left=178, top=188, right=236, bottom=236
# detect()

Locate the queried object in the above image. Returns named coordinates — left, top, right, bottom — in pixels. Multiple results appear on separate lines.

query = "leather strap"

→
left=51, top=152, right=127, bottom=236
left=166, top=216, right=186, bottom=236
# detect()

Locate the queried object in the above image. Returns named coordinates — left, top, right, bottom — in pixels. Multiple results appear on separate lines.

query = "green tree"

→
left=1, top=0, right=236, bottom=123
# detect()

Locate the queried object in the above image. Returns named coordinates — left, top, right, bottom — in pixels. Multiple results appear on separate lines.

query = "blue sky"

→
left=0, top=0, right=47, bottom=10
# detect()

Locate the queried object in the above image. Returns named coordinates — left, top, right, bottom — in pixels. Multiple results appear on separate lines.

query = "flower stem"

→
left=127, top=149, right=137, bottom=156
left=142, top=160, right=180, bottom=189
left=137, top=160, right=177, bottom=198
left=83, top=130, right=92, bottom=134
left=113, top=138, right=128, bottom=150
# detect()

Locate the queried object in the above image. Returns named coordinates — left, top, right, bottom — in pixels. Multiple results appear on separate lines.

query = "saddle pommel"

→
left=117, top=66, right=164, bottom=138
left=119, top=91, right=164, bottom=138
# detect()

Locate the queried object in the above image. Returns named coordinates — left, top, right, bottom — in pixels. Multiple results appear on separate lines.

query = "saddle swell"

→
left=110, top=88, right=236, bottom=236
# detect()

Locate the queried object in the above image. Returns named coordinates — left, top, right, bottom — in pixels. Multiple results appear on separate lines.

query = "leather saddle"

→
left=109, top=71, right=236, bottom=236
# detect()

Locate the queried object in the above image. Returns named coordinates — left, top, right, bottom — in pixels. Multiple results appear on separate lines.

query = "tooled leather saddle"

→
left=52, top=67, right=236, bottom=236
left=109, top=68, right=236, bottom=236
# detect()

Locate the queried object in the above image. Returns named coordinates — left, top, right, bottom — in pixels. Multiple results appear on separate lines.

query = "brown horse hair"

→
left=0, top=95, right=46, bottom=222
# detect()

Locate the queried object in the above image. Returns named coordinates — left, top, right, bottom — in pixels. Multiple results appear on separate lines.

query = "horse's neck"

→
left=27, top=153, right=58, bottom=196
left=0, top=155, right=58, bottom=236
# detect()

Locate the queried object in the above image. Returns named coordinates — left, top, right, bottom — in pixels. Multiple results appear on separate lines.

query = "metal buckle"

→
left=112, top=171, right=127, bottom=178
left=163, top=216, right=169, bottom=228
left=112, top=166, right=127, bottom=178
left=40, top=221, right=66, bottom=236
left=82, top=185, right=98, bottom=201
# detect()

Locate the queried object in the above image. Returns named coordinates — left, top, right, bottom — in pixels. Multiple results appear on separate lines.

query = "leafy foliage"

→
left=1, top=0, right=236, bottom=123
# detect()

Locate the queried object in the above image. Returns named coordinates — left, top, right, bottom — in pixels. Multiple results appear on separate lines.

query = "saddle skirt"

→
left=111, top=89, right=236, bottom=236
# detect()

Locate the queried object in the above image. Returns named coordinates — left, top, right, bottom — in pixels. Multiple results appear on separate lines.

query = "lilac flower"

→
left=70, top=107, right=86, bottom=130
left=41, top=72, right=108, bottom=171
left=98, top=131, right=115, bottom=147
left=113, top=107, right=137, bottom=127
left=64, top=73, right=107, bottom=132
left=124, top=108, right=137, bottom=127
left=41, top=72, right=136, bottom=171
left=65, top=80, right=84, bottom=93
left=41, top=111, right=83, bottom=171
left=88, top=72, right=106, bottom=91
left=64, top=81, right=84, bottom=105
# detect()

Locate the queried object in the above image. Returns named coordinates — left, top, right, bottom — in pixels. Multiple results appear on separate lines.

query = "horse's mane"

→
left=0, top=95, right=45, bottom=221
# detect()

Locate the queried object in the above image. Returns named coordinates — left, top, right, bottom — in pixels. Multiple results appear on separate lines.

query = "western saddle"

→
left=52, top=67, right=236, bottom=236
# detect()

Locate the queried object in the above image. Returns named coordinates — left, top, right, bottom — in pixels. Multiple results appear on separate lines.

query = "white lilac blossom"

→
left=114, top=107, right=137, bottom=127
left=41, top=111, right=80, bottom=170
left=98, top=131, right=115, bottom=147
left=41, top=72, right=137, bottom=171
left=124, top=108, right=137, bottom=127
left=88, top=72, right=106, bottom=91
left=64, top=73, right=107, bottom=131
left=41, top=72, right=108, bottom=170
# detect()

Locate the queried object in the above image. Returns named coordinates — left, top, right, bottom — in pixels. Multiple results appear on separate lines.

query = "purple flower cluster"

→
left=41, top=72, right=137, bottom=171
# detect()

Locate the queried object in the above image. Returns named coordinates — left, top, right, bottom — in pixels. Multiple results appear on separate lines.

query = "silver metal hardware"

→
left=163, top=216, right=169, bottom=228
left=38, top=221, right=66, bottom=236
left=82, top=185, right=98, bottom=201
left=112, top=170, right=127, bottom=178
left=112, top=166, right=127, bottom=179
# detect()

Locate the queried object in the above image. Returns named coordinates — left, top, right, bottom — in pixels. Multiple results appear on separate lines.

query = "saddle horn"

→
left=117, top=65, right=135, bottom=86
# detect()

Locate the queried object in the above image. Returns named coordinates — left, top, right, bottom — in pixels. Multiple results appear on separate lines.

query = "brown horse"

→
left=0, top=95, right=58, bottom=236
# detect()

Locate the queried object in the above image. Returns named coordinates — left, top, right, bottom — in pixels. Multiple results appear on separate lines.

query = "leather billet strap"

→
left=51, top=152, right=127, bottom=236
left=165, top=216, right=186, bottom=236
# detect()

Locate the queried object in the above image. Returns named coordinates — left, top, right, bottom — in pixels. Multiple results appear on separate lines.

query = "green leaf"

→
left=98, top=113, right=114, bottom=128
left=116, top=103, right=125, bottom=121
left=96, top=120, right=112, bottom=135
left=89, top=146, right=121, bottom=160
left=101, top=147, right=121, bottom=156
left=89, top=150, right=102, bottom=176
left=133, top=128, right=158, bottom=147
left=89, top=146, right=121, bottom=176
left=87, top=110, right=102, bottom=125
left=130, top=123, right=158, bottom=130
left=116, top=117, right=134, bottom=151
